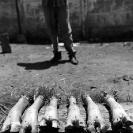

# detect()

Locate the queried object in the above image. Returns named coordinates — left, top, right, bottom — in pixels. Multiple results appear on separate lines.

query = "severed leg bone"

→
left=82, top=93, right=109, bottom=133
left=102, top=91, right=133, bottom=131
left=65, top=96, right=85, bottom=132
left=1, top=95, right=32, bottom=133
left=20, top=95, right=44, bottom=133
left=39, top=96, right=59, bottom=129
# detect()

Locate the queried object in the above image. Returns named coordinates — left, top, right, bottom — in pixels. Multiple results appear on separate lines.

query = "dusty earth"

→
left=1, top=41, right=133, bottom=132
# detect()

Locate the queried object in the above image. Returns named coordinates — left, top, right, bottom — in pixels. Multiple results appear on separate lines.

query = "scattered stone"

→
left=112, top=77, right=121, bottom=84
left=90, top=86, right=97, bottom=90
left=46, top=46, right=50, bottom=49
left=123, top=42, right=131, bottom=47
left=100, top=43, right=109, bottom=47
left=129, top=75, right=133, bottom=80
left=58, top=43, right=64, bottom=47
left=123, top=75, right=129, bottom=81
left=73, top=43, right=80, bottom=47
left=123, top=42, right=133, bottom=50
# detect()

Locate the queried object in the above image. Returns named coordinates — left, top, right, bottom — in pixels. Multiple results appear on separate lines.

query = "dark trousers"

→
left=42, top=5, right=74, bottom=54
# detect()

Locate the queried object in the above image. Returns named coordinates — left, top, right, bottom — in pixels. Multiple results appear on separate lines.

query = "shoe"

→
left=68, top=52, right=78, bottom=65
left=50, top=51, right=62, bottom=63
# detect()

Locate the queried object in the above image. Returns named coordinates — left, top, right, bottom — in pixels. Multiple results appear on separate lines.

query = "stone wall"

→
left=0, top=0, right=133, bottom=43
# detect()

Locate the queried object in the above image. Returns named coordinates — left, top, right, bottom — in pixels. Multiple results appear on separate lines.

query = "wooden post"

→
left=80, top=0, right=88, bottom=40
left=16, top=0, right=26, bottom=34
left=0, top=33, right=12, bottom=53
left=16, top=0, right=27, bottom=43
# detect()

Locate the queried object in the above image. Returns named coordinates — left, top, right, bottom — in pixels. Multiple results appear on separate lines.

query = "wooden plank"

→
left=80, top=0, right=88, bottom=39
left=0, top=33, right=12, bottom=53
left=16, top=0, right=26, bottom=34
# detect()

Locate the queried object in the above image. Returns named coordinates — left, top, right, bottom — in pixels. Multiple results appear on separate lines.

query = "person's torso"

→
left=42, top=0, right=68, bottom=7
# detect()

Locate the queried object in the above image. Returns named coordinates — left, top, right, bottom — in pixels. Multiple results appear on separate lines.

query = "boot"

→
left=68, top=52, right=78, bottom=65
left=50, top=51, right=62, bottom=63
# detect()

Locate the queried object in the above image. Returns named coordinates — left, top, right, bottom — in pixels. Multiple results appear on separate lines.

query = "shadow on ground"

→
left=17, top=60, right=69, bottom=70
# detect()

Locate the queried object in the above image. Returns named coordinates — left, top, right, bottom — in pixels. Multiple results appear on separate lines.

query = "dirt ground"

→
left=1, top=41, right=133, bottom=132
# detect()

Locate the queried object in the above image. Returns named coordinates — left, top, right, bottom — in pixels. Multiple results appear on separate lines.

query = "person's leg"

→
left=42, top=6, right=61, bottom=62
left=57, top=5, right=78, bottom=65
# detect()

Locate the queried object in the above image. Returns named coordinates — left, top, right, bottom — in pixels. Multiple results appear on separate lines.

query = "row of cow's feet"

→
left=1, top=92, right=133, bottom=133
